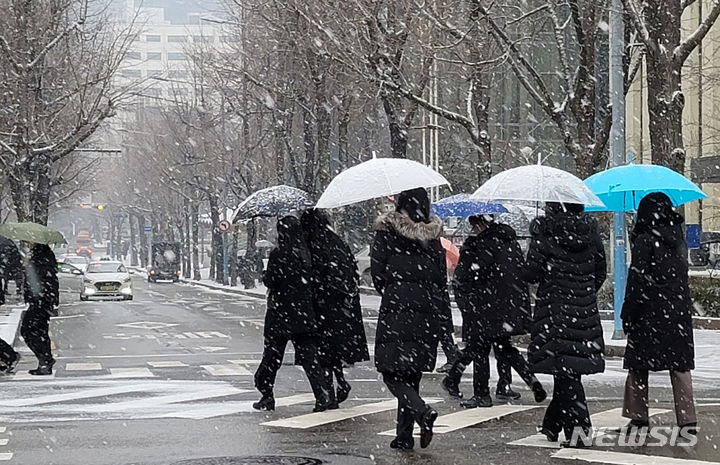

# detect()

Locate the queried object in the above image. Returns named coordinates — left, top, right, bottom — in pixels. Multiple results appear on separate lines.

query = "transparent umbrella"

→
left=233, top=185, right=314, bottom=221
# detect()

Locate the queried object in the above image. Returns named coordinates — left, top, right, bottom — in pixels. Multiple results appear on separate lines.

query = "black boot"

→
left=29, top=358, right=54, bottom=376
left=336, top=378, right=351, bottom=405
left=252, top=394, right=275, bottom=411
left=419, top=407, right=438, bottom=449
left=496, top=384, right=521, bottom=401
left=612, top=419, right=649, bottom=434
left=390, top=437, right=414, bottom=450
left=460, top=395, right=493, bottom=408
left=441, top=376, right=463, bottom=399
left=537, top=426, right=559, bottom=442
left=532, top=381, right=547, bottom=403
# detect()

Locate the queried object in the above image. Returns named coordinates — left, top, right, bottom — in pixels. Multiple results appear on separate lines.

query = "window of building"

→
left=169, top=70, right=189, bottom=79
left=147, top=52, right=162, bottom=60
left=167, top=35, right=187, bottom=43
left=118, top=69, right=142, bottom=78
left=147, top=69, right=163, bottom=77
left=193, top=35, right=214, bottom=43
left=167, top=52, right=185, bottom=61
left=126, top=51, right=141, bottom=60
left=146, top=34, right=161, bottom=42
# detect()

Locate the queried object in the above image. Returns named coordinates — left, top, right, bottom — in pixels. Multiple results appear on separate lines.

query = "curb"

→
left=179, top=278, right=266, bottom=300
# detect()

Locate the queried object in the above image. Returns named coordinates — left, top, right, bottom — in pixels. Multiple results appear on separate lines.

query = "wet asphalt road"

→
left=0, top=275, right=719, bottom=465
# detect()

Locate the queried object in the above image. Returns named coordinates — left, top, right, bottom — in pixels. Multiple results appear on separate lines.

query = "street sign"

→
left=218, top=219, right=232, bottom=233
left=113, top=213, right=129, bottom=219
left=687, top=224, right=701, bottom=249
left=144, top=226, right=152, bottom=233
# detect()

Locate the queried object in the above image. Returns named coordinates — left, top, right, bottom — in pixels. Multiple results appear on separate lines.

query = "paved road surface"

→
left=0, top=277, right=718, bottom=465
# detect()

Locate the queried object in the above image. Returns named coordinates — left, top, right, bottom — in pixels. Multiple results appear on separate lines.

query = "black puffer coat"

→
left=525, top=213, right=607, bottom=376
left=262, top=217, right=316, bottom=338
left=0, top=237, right=22, bottom=280
left=453, top=223, right=530, bottom=343
left=371, top=212, right=450, bottom=373
left=24, top=244, right=59, bottom=309
left=622, top=193, right=694, bottom=372
left=302, top=210, right=370, bottom=368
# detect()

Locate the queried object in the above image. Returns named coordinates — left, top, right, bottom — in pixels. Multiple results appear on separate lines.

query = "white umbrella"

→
left=471, top=163, right=605, bottom=208
left=316, top=156, right=450, bottom=209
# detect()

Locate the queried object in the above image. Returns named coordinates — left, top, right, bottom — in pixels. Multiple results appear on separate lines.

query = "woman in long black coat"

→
left=525, top=202, right=606, bottom=447
left=21, top=244, right=59, bottom=375
left=443, top=215, right=546, bottom=408
left=621, top=193, right=696, bottom=432
left=253, top=216, right=330, bottom=412
left=371, top=187, right=447, bottom=450
left=301, top=209, right=369, bottom=407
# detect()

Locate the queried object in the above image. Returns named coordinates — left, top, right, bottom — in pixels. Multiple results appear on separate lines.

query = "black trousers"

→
left=0, top=336, right=17, bottom=367
left=20, top=304, right=53, bottom=365
left=383, top=371, right=428, bottom=441
left=254, top=333, right=328, bottom=401
left=542, top=374, right=591, bottom=439
left=448, top=336, right=537, bottom=398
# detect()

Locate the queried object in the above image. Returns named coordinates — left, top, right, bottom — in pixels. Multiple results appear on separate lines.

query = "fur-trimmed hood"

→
left=374, top=211, right=443, bottom=241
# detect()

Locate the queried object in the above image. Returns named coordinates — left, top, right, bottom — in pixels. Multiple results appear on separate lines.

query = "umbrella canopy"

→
left=584, top=163, right=707, bottom=212
left=440, top=237, right=460, bottom=270
left=471, top=163, right=605, bottom=208
left=431, top=194, right=508, bottom=219
left=315, top=156, right=450, bottom=209
left=0, top=222, right=67, bottom=245
left=233, top=185, right=314, bottom=221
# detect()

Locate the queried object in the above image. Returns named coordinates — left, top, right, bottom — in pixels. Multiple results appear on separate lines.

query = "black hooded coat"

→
left=370, top=188, right=451, bottom=373
left=301, top=210, right=369, bottom=367
left=453, top=222, right=531, bottom=343
left=0, top=237, right=22, bottom=280
left=24, top=244, right=59, bottom=309
left=622, top=193, right=694, bottom=372
left=524, top=212, right=607, bottom=376
left=262, top=217, right=317, bottom=338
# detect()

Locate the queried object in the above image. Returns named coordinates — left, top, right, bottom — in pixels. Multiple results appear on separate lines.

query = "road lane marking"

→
left=552, top=449, right=719, bottom=465
left=10, top=371, right=56, bottom=381
left=183, top=332, right=200, bottom=339
left=147, top=361, right=187, bottom=368
left=65, top=363, right=103, bottom=371
left=378, top=404, right=538, bottom=437
left=109, top=367, right=155, bottom=378
left=0, top=453, right=11, bottom=461
left=164, top=393, right=317, bottom=419
left=508, top=407, right=673, bottom=448
left=0, top=384, right=152, bottom=407
left=201, top=364, right=252, bottom=376
left=0, top=438, right=7, bottom=446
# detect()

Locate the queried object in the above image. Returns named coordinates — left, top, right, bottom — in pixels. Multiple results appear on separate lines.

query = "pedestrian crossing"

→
left=0, top=426, right=10, bottom=462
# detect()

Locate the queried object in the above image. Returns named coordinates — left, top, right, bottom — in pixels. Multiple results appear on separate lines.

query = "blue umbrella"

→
left=584, top=164, right=706, bottom=212
left=431, top=194, right=508, bottom=219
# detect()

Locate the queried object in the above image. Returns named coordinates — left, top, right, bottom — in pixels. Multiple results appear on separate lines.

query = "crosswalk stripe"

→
left=109, top=367, right=155, bottom=378
left=227, top=359, right=260, bottom=365
left=552, top=449, right=719, bottom=465
left=0, top=384, right=152, bottom=407
left=262, top=400, right=399, bottom=429
left=147, top=361, right=187, bottom=368
left=183, top=332, right=200, bottom=339
left=201, top=364, right=252, bottom=376
left=0, top=427, right=5, bottom=433
left=11, top=371, right=56, bottom=381
left=508, top=407, right=672, bottom=448
left=0, top=453, right=12, bottom=461
left=0, top=439, right=7, bottom=446
left=378, top=404, right=538, bottom=437
left=160, top=393, right=317, bottom=420
left=66, top=363, right=103, bottom=371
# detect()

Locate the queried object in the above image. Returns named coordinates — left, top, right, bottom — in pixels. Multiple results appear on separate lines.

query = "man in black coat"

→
left=0, top=236, right=22, bottom=302
left=621, top=193, right=696, bottom=433
left=301, top=209, right=370, bottom=407
left=253, top=216, right=331, bottom=412
left=21, top=244, right=59, bottom=375
left=525, top=202, right=606, bottom=447
left=442, top=215, right=546, bottom=408
left=371, top=188, right=445, bottom=450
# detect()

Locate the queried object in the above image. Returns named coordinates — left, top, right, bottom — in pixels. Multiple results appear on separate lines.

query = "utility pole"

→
left=610, top=0, right=627, bottom=339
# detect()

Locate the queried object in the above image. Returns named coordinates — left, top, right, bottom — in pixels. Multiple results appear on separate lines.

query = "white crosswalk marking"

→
left=161, top=394, right=317, bottom=420
left=509, top=407, right=673, bottom=448
left=201, top=364, right=252, bottom=376
left=66, top=362, right=103, bottom=371
left=147, top=361, right=187, bottom=368
left=552, top=449, right=719, bottom=465
left=378, top=404, right=538, bottom=437
left=0, top=453, right=11, bottom=461
left=0, top=439, right=7, bottom=446
left=109, top=367, right=155, bottom=378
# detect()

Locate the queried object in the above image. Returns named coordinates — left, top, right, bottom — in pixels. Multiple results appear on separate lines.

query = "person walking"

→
left=525, top=202, right=606, bottom=447
left=21, top=244, right=59, bottom=376
left=301, top=209, right=370, bottom=407
left=442, top=215, right=546, bottom=408
left=621, top=193, right=697, bottom=434
left=371, top=187, right=446, bottom=450
left=253, top=216, right=331, bottom=412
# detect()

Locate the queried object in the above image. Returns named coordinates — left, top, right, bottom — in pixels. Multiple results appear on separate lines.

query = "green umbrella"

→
left=0, top=222, right=67, bottom=245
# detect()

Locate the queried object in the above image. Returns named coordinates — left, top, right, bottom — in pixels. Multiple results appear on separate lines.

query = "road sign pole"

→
left=610, top=0, right=627, bottom=340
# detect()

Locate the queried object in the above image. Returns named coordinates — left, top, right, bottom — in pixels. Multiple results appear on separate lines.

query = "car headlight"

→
left=121, top=276, right=131, bottom=283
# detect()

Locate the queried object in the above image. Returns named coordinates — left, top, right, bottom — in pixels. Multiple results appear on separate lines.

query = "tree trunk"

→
left=302, top=101, right=317, bottom=192
left=646, top=58, right=685, bottom=172
left=229, top=228, right=239, bottom=287
left=338, top=95, right=352, bottom=168
left=381, top=92, right=409, bottom=158
left=138, top=214, right=148, bottom=268
left=128, top=214, right=138, bottom=267
left=191, top=202, right=201, bottom=281
left=209, top=194, right=224, bottom=284
left=184, top=205, right=191, bottom=278
left=245, top=219, right=257, bottom=289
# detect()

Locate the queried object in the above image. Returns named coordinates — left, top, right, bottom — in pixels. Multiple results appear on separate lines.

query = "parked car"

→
left=81, top=260, right=133, bottom=301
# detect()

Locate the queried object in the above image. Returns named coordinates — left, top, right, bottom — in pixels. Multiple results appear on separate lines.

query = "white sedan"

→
left=80, top=260, right=133, bottom=301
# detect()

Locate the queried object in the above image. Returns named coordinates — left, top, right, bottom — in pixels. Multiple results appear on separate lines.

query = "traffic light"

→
left=97, top=204, right=104, bottom=211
